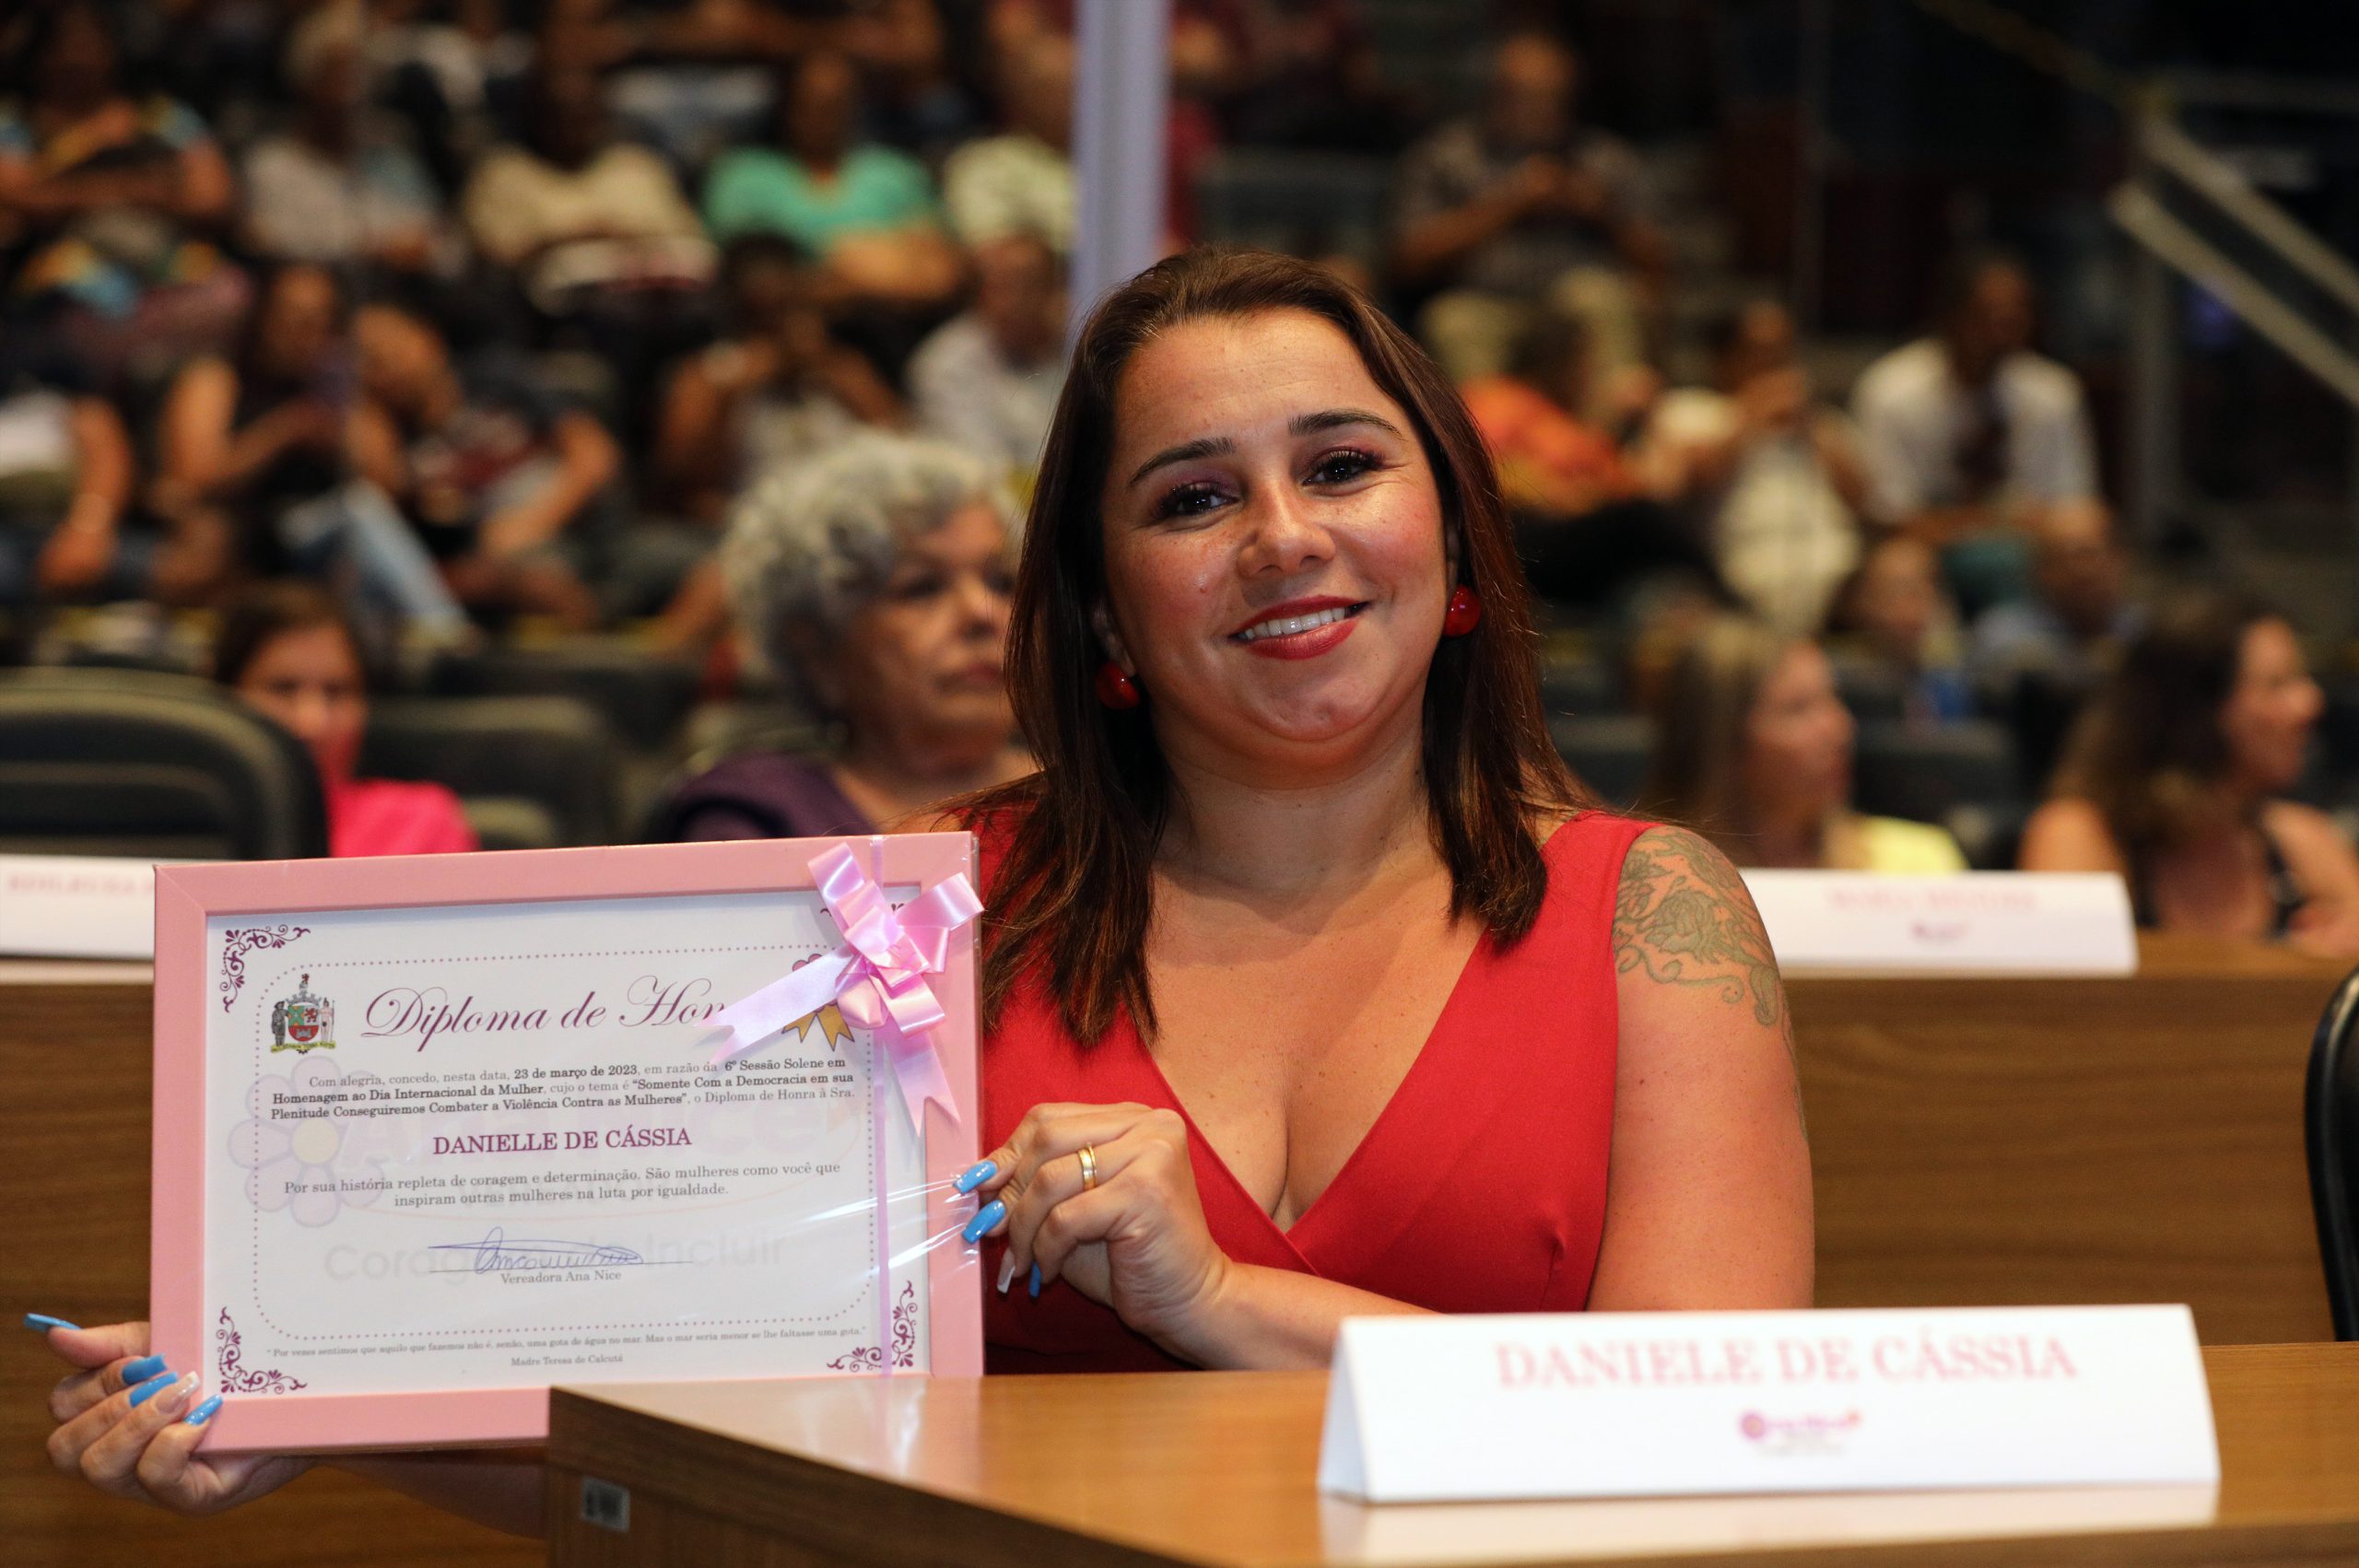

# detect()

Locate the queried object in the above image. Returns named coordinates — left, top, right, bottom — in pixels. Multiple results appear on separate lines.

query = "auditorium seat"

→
left=1549, top=713, right=1652, bottom=810
left=1853, top=720, right=2020, bottom=825
left=1827, top=650, right=1910, bottom=724
left=0, top=667, right=326, bottom=860
left=361, top=696, right=622, bottom=848
left=2304, top=965, right=2359, bottom=1340
left=2320, top=675, right=2359, bottom=793
left=421, top=640, right=702, bottom=753
left=1192, top=149, right=1391, bottom=260
left=671, top=697, right=829, bottom=773
left=1854, top=720, right=2025, bottom=868
left=1537, top=649, right=1620, bottom=716
left=456, top=797, right=566, bottom=853
left=1991, top=663, right=2098, bottom=797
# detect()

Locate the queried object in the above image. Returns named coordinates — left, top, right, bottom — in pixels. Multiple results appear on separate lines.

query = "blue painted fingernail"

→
left=953, top=1160, right=996, bottom=1194
left=1028, top=1264, right=1041, bottom=1299
left=185, top=1395, right=222, bottom=1427
left=128, top=1372, right=174, bottom=1408
left=121, top=1354, right=166, bottom=1384
left=23, top=1314, right=78, bottom=1332
left=960, top=1199, right=1005, bottom=1246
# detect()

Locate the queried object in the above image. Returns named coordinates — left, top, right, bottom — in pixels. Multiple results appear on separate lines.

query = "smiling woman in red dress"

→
left=954, top=248, right=1811, bottom=1373
left=29, top=249, right=1808, bottom=1533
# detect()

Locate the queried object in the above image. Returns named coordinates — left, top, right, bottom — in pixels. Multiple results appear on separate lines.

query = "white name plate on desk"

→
left=0, top=854, right=173, bottom=959
left=1319, top=1305, right=2217, bottom=1504
left=1739, top=871, right=2135, bottom=976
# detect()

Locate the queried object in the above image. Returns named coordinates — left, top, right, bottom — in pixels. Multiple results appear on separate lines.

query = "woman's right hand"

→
left=39, top=1320, right=313, bottom=1515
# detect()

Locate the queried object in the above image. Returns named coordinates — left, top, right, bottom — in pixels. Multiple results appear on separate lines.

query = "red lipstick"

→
left=1228, top=596, right=1367, bottom=661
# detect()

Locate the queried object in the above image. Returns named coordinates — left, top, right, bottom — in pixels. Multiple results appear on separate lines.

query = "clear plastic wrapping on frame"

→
left=195, top=884, right=968, bottom=1426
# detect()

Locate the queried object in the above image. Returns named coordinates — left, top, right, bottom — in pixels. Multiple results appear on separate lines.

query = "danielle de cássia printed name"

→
left=360, top=977, right=725, bottom=1049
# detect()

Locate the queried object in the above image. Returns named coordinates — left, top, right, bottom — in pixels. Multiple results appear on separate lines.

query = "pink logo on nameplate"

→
left=1739, top=1408, right=1862, bottom=1457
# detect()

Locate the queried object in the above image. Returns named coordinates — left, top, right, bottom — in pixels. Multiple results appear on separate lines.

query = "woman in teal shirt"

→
left=703, top=51, right=961, bottom=311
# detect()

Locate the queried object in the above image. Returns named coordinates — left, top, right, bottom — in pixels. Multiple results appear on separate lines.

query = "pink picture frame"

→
left=152, top=835, right=986, bottom=1453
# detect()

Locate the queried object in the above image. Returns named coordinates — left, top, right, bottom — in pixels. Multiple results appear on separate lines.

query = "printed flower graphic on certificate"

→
left=230, top=1055, right=398, bottom=1226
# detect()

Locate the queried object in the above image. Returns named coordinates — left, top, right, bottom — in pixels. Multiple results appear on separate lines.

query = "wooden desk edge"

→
left=0, top=958, right=154, bottom=984
left=546, top=1387, right=1187, bottom=1568
left=546, top=1352, right=2359, bottom=1568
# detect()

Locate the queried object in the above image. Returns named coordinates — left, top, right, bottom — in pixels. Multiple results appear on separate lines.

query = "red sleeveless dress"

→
left=979, top=811, right=1650, bottom=1373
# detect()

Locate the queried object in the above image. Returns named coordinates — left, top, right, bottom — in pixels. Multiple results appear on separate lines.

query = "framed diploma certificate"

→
left=151, top=835, right=985, bottom=1453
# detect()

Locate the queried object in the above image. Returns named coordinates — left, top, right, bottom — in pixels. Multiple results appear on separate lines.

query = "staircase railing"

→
left=1897, top=0, right=2359, bottom=553
left=2111, top=105, right=2359, bottom=546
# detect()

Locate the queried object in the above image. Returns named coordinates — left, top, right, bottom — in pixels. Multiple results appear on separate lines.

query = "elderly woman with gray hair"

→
left=659, top=432, right=1030, bottom=839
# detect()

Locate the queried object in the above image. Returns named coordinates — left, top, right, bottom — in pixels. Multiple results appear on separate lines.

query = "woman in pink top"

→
left=211, top=582, right=476, bottom=858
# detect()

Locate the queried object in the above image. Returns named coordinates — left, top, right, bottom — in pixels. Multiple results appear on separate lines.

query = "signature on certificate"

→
left=428, top=1227, right=646, bottom=1274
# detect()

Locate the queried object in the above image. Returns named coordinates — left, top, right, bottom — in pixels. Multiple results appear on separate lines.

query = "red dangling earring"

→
left=1095, top=661, right=1143, bottom=709
left=1441, top=585, right=1483, bottom=638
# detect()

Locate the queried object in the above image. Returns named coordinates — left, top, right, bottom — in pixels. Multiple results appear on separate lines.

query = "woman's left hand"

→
left=968, top=1102, right=1232, bottom=1352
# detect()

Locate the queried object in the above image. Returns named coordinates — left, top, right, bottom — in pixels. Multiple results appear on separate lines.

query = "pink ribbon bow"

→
left=706, top=842, right=981, bottom=1127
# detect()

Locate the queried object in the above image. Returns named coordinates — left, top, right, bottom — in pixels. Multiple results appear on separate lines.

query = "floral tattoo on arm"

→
left=1612, top=827, right=1786, bottom=1030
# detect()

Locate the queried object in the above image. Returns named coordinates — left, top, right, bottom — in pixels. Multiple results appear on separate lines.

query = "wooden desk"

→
left=1790, top=932, right=2350, bottom=1343
left=0, top=962, right=537, bottom=1568
left=2, top=936, right=2347, bottom=1564
left=543, top=1342, right=2359, bottom=1567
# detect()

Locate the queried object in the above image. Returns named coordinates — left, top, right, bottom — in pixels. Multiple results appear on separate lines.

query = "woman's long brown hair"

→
left=1640, top=614, right=1793, bottom=861
left=2052, top=589, right=2282, bottom=856
left=968, top=247, right=1588, bottom=1043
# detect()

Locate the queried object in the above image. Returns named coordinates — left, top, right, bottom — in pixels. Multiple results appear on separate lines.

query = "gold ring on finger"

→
left=1077, top=1143, right=1098, bottom=1191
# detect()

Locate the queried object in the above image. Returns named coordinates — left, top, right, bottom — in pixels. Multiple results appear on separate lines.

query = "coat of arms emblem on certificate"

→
left=269, top=975, right=335, bottom=1054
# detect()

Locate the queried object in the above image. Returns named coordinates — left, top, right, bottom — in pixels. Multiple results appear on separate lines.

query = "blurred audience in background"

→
left=908, top=230, right=1064, bottom=477
left=352, top=298, right=619, bottom=629
left=1967, top=498, right=2141, bottom=701
left=1391, top=30, right=1664, bottom=392
left=1638, top=299, right=1865, bottom=639
left=1470, top=310, right=1725, bottom=619
left=654, top=432, right=1027, bottom=841
left=655, top=235, right=903, bottom=527
left=0, top=0, right=245, bottom=382
left=157, top=261, right=352, bottom=556
left=2023, top=592, right=2359, bottom=955
left=0, top=344, right=153, bottom=608
left=1216, top=0, right=1401, bottom=155
left=1825, top=535, right=1972, bottom=727
left=241, top=1, right=455, bottom=281
left=157, top=262, right=464, bottom=635
left=704, top=49, right=960, bottom=316
left=212, top=579, right=476, bottom=857
left=365, top=0, right=534, bottom=193
left=1967, top=497, right=2145, bottom=788
left=845, top=0, right=986, bottom=169
left=0, top=0, right=2347, bottom=895
left=460, top=62, right=712, bottom=323
left=1461, top=311, right=1635, bottom=521
left=943, top=28, right=1074, bottom=254
left=1644, top=614, right=1966, bottom=872
left=1972, top=497, right=2142, bottom=693
left=1851, top=249, right=2098, bottom=617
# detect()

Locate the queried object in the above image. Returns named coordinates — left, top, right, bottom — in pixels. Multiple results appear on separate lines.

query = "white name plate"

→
left=0, top=854, right=174, bottom=959
left=1739, top=871, right=2135, bottom=976
left=1318, top=1305, right=2217, bottom=1504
